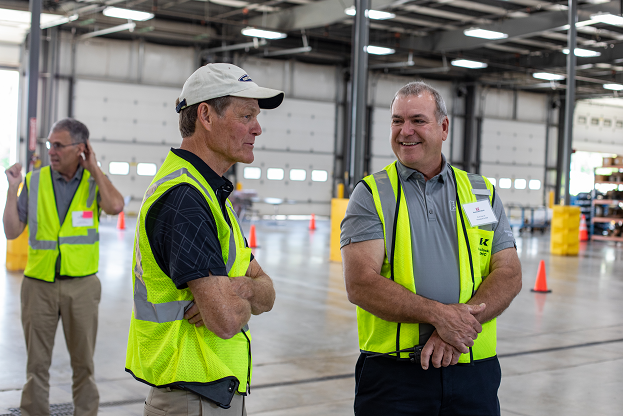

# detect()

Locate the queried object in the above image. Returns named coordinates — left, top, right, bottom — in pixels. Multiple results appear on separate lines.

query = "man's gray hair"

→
left=51, top=118, right=89, bottom=144
left=391, top=81, right=448, bottom=124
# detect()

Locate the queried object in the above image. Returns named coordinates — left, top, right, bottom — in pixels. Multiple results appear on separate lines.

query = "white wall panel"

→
left=257, top=98, right=335, bottom=153
left=291, top=61, right=337, bottom=101
left=482, top=89, right=514, bottom=119
left=142, top=44, right=195, bottom=86
left=573, top=100, right=623, bottom=155
left=0, top=43, right=20, bottom=67
left=75, top=39, right=134, bottom=80
left=241, top=58, right=287, bottom=93
left=73, top=79, right=181, bottom=144
left=370, top=74, right=453, bottom=111
left=516, top=92, right=547, bottom=123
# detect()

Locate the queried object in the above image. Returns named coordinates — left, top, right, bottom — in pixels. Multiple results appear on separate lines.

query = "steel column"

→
left=26, top=0, right=42, bottom=171
left=561, top=0, right=577, bottom=205
left=347, top=0, right=370, bottom=194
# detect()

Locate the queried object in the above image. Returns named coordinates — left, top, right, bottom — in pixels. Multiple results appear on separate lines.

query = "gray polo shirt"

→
left=17, top=165, right=91, bottom=225
left=340, top=155, right=515, bottom=344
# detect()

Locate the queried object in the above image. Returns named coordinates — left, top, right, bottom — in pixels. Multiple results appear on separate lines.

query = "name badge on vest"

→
left=463, top=200, right=497, bottom=227
left=72, top=211, right=94, bottom=227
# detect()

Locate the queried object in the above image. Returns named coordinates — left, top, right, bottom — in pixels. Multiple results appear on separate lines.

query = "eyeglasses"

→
left=46, top=141, right=81, bottom=151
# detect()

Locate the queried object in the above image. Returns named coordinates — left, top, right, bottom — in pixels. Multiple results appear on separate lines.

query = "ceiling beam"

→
left=247, top=0, right=395, bottom=31
left=399, top=1, right=621, bottom=53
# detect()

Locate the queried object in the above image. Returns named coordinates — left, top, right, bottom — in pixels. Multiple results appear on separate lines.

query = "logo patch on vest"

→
left=449, top=200, right=456, bottom=211
left=479, top=238, right=490, bottom=257
left=238, top=74, right=253, bottom=82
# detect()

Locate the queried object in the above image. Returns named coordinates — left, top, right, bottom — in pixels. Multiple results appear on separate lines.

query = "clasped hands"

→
left=420, top=302, right=486, bottom=370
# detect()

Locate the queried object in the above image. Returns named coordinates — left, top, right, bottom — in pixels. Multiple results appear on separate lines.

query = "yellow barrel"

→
left=550, top=205, right=581, bottom=256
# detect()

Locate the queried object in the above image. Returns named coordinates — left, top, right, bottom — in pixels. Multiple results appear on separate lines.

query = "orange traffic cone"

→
left=248, top=224, right=257, bottom=248
left=579, top=214, right=588, bottom=242
left=117, top=211, right=126, bottom=230
left=309, top=214, right=316, bottom=231
left=531, top=260, right=551, bottom=293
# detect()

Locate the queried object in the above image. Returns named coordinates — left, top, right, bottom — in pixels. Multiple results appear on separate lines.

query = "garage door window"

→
left=109, top=162, right=130, bottom=175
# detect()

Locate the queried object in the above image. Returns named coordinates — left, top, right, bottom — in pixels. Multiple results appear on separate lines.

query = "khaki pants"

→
left=144, top=387, right=247, bottom=416
left=20, top=275, right=101, bottom=416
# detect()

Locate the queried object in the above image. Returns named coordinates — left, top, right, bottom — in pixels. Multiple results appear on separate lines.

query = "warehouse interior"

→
left=1, top=0, right=623, bottom=415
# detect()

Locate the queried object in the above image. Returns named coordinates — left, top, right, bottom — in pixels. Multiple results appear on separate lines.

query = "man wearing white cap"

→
left=125, top=63, right=284, bottom=415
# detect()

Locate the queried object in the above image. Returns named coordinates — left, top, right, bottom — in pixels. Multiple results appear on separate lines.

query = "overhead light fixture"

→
left=590, top=13, right=623, bottom=26
left=241, top=27, right=286, bottom=39
left=41, top=14, right=78, bottom=29
left=603, top=83, right=623, bottom=91
left=562, top=48, right=601, bottom=57
left=103, top=7, right=154, bottom=21
left=0, top=8, right=77, bottom=29
left=344, top=6, right=395, bottom=20
left=533, top=72, right=565, bottom=81
left=365, top=45, right=395, bottom=55
left=463, top=28, right=508, bottom=40
left=451, top=59, right=488, bottom=69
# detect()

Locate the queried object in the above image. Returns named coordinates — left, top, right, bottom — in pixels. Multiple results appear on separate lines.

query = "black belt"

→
left=365, top=345, right=424, bottom=364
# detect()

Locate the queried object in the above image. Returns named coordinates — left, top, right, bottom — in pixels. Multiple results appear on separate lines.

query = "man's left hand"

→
left=420, top=329, right=462, bottom=370
left=183, top=302, right=205, bottom=328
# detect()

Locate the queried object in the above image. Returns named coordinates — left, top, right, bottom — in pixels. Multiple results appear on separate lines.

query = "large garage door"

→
left=480, top=119, right=547, bottom=207
left=238, top=98, right=335, bottom=216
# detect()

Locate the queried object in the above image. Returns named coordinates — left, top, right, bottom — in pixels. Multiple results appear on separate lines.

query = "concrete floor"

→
left=1, top=214, right=623, bottom=415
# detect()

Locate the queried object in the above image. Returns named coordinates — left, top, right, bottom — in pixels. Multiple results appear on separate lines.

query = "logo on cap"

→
left=238, top=74, right=253, bottom=82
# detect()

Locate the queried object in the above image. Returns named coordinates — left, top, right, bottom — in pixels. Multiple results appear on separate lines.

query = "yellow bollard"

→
left=330, top=198, right=349, bottom=262
left=337, top=183, right=344, bottom=199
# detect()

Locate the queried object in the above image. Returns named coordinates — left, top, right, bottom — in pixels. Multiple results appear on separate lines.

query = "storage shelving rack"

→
left=591, top=164, right=623, bottom=242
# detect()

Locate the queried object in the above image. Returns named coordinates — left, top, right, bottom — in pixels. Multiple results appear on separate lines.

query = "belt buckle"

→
left=408, top=346, right=423, bottom=364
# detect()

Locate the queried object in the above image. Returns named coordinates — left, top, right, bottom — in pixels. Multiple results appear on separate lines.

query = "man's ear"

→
left=197, top=102, right=213, bottom=131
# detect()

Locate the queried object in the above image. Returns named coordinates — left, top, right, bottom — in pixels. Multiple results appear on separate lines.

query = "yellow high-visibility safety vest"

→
left=24, top=166, right=100, bottom=282
left=125, top=151, right=253, bottom=397
left=360, top=162, right=496, bottom=363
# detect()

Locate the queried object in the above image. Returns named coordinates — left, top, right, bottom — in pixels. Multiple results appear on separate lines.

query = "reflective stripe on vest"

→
left=359, top=162, right=497, bottom=363
left=24, top=167, right=99, bottom=282
left=126, top=151, right=252, bottom=394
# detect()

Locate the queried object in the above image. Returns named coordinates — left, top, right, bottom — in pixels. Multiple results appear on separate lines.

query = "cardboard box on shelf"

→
left=603, top=157, right=614, bottom=166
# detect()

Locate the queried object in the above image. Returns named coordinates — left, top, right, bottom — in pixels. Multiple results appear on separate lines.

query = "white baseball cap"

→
left=176, top=63, right=284, bottom=113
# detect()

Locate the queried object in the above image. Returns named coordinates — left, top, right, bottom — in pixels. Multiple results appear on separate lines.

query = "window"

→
left=137, top=163, right=157, bottom=176
left=109, top=161, right=129, bottom=175
left=311, top=170, right=328, bottom=182
left=514, top=179, right=526, bottom=190
left=289, top=169, right=306, bottom=181
left=266, top=168, right=284, bottom=180
left=529, top=179, right=541, bottom=190
left=487, top=177, right=496, bottom=186
left=243, top=167, right=261, bottom=179
left=577, top=116, right=586, bottom=124
left=617, top=120, right=623, bottom=128
left=499, top=178, right=512, bottom=189
left=591, top=118, right=599, bottom=125
left=604, top=119, right=612, bottom=127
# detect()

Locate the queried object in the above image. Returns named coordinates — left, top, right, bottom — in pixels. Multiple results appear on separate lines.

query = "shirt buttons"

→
left=428, top=210, right=433, bottom=214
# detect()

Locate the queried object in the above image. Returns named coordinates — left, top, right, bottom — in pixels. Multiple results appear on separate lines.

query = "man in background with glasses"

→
left=3, top=118, right=125, bottom=416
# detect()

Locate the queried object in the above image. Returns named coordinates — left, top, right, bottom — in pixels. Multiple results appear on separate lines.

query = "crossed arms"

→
left=342, top=238, right=522, bottom=369
left=184, top=258, right=276, bottom=339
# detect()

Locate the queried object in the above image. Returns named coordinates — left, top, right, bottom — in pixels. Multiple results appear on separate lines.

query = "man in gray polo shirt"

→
left=3, top=118, right=125, bottom=416
left=341, top=81, right=522, bottom=416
